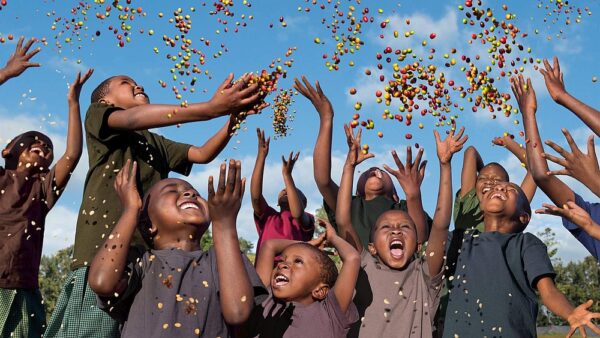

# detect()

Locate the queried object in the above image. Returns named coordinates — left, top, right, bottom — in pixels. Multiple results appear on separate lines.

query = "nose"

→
left=494, top=184, right=507, bottom=192
left=135, top=84, right=144, bottom=91
left=276, top=261, right=289, bottom=270
left=183, top=189, right=197, bottom=198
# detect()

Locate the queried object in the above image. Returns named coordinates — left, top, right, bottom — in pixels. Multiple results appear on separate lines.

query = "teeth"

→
left=180, top=202, right=199, bottom=210
left=482, top=187, right=491, bottom=194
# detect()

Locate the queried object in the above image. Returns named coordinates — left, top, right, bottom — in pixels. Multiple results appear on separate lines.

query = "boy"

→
left=45, top=73, right=264, bottom=337
left=441, top=181, right=600, bottom=337
left=0, top=37, right=91, bottom=337
left=247, top=219, right=360, bottom=337
left=336, top=123, right=466, bottom=338
left=88, top=159, right=266, bottom=338
left=511, top=74, right=600, bottom=260
left=454, top=134, right=536, bottom=232
left=294, top=76, right=431, bottom=248
left=251, top=128, right=315, bottom=260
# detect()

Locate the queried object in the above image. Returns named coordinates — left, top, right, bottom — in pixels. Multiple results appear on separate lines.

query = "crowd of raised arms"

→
left=1, top=36, right=599, bottom=338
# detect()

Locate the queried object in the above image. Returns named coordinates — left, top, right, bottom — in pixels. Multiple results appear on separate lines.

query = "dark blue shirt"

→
left=562, top=193, right=600, bottom=260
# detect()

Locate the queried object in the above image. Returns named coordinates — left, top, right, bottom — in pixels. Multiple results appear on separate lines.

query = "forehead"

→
left=282, top=244, right=319, bottom=261
left=150, top=178, right=196, bottom=194
left=109, top=75, right=137, bottom=86
left=375, top=210, right=414, bottom=228
left=479, top=165, right=508, bottom=178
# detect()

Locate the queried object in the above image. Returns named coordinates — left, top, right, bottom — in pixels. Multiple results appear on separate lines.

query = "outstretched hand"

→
left=68, top=69, right=94, bottom=103
left=539, top=57, right=567, bottom=103
left=208, top=159, right=246, bottom=225
left=294, top=76, right=333, bottom=119
left=536, top=201, right=594, bottom=230
left=344, top=124, right=374, bottom=167
left=542, top=129, right=599, bottom=185
left=384, top=146, right=427, bottom=196
left=210, top=73, right=261, bottom=116
left=1, top=36, right=41, bottom=81
left=566, top=300, right=600, bottom=338
left=282, top=151, right=300, bottom=176
left=434, top=125, right=468, bottom=164
left=510, top=74, right=537, bottom=115
left=308, top=219, right=339, bottom=252
left=113, top=159, right=141, bottom=211
left=256, top=128, right=270, bottom=157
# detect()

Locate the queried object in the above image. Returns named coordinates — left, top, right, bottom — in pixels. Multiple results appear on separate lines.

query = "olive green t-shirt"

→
left=452, top=188, right=484, bottom=232
left=71, top=103, right=192, bottom=269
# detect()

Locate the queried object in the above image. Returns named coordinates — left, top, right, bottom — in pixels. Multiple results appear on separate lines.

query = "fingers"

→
left=301, top=75, right=316, bottom=94
left=581, top=326, right=588, bottom=338
left=543, top=58, right=553, bottom=73
left=383, top=164, right=396, bottom=176
left=587, top=322, right=600, bottom=336
left=413, top=147, right=424, bottom=169
left=217, top=163, right=226, bottom=194
left=553, top=56, right=561, bottom=77
left=391, top=150, right=405, bottom=171
left=239, top=90, right=261, bottom=107
left=226, top=160, right=237, bottom=193
left=419, top=160, right=428, bottom=180
left=433, top=130, right=441, bottom=144
left=207, top=175, right=215, bottom=200
left=544, top=139, right=569, bottom=158
left=22, top=37, right=36, bottom=53
left=405, top=146, right=413, bottom=166
left=588, top=135, right=597, bottom=161
left=546, top=168, right=570, bottom=176
left=457, top=134, right=469, bottom=148
left=218, top=73, right=234, bottom=91
left=81, top=69, right=94, bottom=84
left=561, top=128, right=579, bottom=153
left=233, top=160, right=242, bottom=196
left=566, top=326, right=576, bottom=338
left=25, top=46, right=41, bottom=60
left=454, top=126, right=466, bottom=140
left=129, top=161, right=138, bottom=184
left=24, top=62, right=41, bottom=68
left=541, top=152, right=568, bottom=167
left=293, top=151, right=300, bottom=162
left=356, top=127, right=362, bottom=143
left=315, top=81, right=324, bottom=96
left=293, top=78, right=308, bottom=97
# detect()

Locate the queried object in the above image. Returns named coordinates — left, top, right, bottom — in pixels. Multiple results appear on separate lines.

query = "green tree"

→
left=200, top=229, right=254, bottom=254
left=39, top=245, right=73, bottom=322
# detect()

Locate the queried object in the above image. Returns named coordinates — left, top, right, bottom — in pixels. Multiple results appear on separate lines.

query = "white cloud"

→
left=43, top=205, right=78, bottom=255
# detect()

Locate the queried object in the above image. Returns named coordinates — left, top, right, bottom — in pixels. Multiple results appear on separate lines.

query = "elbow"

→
left=530, top=169, right=551, bottom=185
left=87, top=271, right=114, bottom=297
left=344, top=250, right=361, bottom=267
left=223, top=304, right=253, bottom=326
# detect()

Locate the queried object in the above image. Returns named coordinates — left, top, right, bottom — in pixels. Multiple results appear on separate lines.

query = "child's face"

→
left=476, top=165, right=509, bottom=202
left=364, top=168, right=395, bottom=197
left=102, top=76, right=149, bottom=109
left=271, top=244, right=325, bottom=304
left=2, top=132, right=54, bottom=172
left=146, top=178, right=210, bottom=238
left=368, top=210, right=417, bottom=270
left=479, top=181, right=528, bottom=232
left=277, top=189, right=289, bottom=209
left=17, top=138, right=53, bottom=171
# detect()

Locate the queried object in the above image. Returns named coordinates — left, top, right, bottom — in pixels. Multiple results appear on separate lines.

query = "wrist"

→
left=404, top=189, right=422, bottom=199
left=555, top=91, right=570, bottom=105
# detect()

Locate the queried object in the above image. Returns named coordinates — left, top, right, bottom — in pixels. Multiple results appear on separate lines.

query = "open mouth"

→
left=389, top=239, right=404, bottom=259
left=178, top=200, right=200, bottom=211
left=134, top=92, right=149, bottom=100
left=490, top=192, right=507, bottom=201
left=273, top=273, right=289, bottom=287
left=30, top=147, right=46, bottom=158
left=482, top=186, right=492, bottom=195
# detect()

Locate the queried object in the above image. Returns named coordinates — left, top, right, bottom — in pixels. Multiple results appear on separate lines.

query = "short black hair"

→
left=137, top=192, right=155, bottom=248
left=90, top=76, right=117, bottom=104
left=514, top=184, right=532, bottom=221
left=482, top=162, right=510, bottom=180
left=293, top=242, right=338, bottom=287
left=369, top=210, right=415, bottom=242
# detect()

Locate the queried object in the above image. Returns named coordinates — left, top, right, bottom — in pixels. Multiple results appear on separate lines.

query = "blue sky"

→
left=0, top=0, right=598, bottom=261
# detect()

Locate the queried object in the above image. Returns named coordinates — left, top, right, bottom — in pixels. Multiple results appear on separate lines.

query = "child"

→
left=88, top=159, right=266, bottom=338
left=246, top=219, right=360, bottom=337
left=454, top=134, right=536, bottom=232
left=0, top=37, right=91, bottom=337
left=337, top=124, right=466, bottom=338
left=251, top=128, right=315, bottom=260
left=511, top=74, right=600, bottom=260
left=440, top=181, right=600, bottom=338
left=45, top=73, right=264, bottom=337
left=294, top=76, right=431, bottom=248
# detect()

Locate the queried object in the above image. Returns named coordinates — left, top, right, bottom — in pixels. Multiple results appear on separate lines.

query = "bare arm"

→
left=53, top=70, right=93, bottom=189
left=512, top=75, right=575, bottom=207
left=106, top=74, right=261, bottom=131
left=460, top=146, right=483, bottom=197
left=89, top=161, right=141, bottom=296
left=384, top=147, right=428, bottom=244
left=541, top=57, right=600, bottom=136
left=427, top=127, right=468, bottom=276
left=0, top=37, right=40, bottom=85
left=537, top=276, right=600, bottom=337
left=282, top=152, right=309, bottom=224
left=210, top=160, right=254, bottom=325
left=250, top=129, right=269, bottom=218
left=186, top=116, right=234, bottom=164
left=493, top=135, right=538, bottom=202
left=255, top=238, right=303, bottom=287
left=537, top=201, right=600, bottom=241
left=294, top=77, right=339, bottom=211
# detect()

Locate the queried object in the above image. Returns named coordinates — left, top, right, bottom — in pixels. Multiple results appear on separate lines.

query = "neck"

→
left=483, top=214, right=519, bottom=234
left=154, top=232, right=202, bottom=251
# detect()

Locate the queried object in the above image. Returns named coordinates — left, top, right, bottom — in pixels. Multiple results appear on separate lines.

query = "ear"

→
left=311, top=283, right=329, bottom=301
left=367, top=243, right=377, bottom=256
left=519, top=213, right=531, bottom=227
left=1, top=148, right=10, bottom=159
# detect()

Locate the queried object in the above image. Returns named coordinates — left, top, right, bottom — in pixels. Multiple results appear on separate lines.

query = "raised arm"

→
left=320, top=220, right=360, bottom=314
left=540, top=57, right=600, bottom=136
left=537, top=201, right=600, bottom=241
left=0, top=36, right=40, bottom=85
left=255, top=238, right=313, bottom=288
left=512, top=75, right=575, bottom=207
left=186, top=115, right=236, bottom=164
left=384, top=147, right=428, bottom=244
left=427, top=127, right=468, bottom=276
left=281, top=151, right=310, bottom=225
left=542, top=130, right=600, bottom=198
left=460, top=145, right=484, bottom=198
left=336, top=125, right=374, bottom=252
left=492, top=134, right=537, bottom=202
left=250, top=128, right=270, bottom=218
left=89, top=160, right=141, bottom=296
left=537, top=276, right=600, bottom=337
left=294, top=77, right=339, bottom=211
left=53, top=70, right=93, bottom=189
left=209, top=160, right=254, bottom=325
left=106, top=73, right=262, bottom=130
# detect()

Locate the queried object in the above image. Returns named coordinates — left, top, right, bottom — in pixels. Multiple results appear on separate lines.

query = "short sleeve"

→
left=324, top=290, right=359, bottom=331
left=40, top=167, right=60, bottom=210
left=209, top=247, right=268, bottom=305
left=254, top=205, right=278, bottom=230
left=154, top=132, right=193, bottom=176
left=522, top=233, right=556, bottom=289
left=421, top=258, right=444, bottom=305
left=561, top=193, right=600, bottom=260
left=453, top=188, right=483, bottom=231
left=97, top=254, right=146, bottom=323
left=85, top=103, right=122, bottom=145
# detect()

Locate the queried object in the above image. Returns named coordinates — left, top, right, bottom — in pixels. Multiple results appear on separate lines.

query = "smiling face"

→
left=357, top=167, right=396, bottom=200
left=368, top=210, right=417, bottom=270
left=270, top=243, right=329, bottom=304
left=476, top=163, right=510, bottom=202
left=143, top=178, right=210, bottom=247
left=101, top=76, right=149, bottom=109
left=479, top=181, right=531, bottom=233
left=2, top=131, right=54, bottom=172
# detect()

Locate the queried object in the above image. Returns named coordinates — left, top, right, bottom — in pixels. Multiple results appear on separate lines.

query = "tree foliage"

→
left=39, top=245, right=73, bottom=322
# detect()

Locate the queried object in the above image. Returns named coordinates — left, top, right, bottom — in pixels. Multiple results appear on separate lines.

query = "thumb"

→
left=218, top=73, right=234, bottom=91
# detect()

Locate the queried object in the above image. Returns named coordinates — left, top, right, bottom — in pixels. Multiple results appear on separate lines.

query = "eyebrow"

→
left=159, top=182, right=179, bottom=192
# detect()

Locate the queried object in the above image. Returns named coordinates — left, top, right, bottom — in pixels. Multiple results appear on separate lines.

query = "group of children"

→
left=1, top=37, right=599, bottom=338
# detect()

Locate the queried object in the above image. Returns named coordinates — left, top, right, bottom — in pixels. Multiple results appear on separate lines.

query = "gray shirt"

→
left=99, top=247, right=267, bottom=338
left=350, top=250, right=444, bottom=338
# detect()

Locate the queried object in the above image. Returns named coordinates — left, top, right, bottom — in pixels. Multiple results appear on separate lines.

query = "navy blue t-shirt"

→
left=562, top=193, right=600, bottom=260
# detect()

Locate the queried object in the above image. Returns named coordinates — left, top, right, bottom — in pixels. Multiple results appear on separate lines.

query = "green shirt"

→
left=324, top=195, right=432, bottom=248
left=71, top=103, right=192, bottom=269
left=452, top=188, right=484, bottom=232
